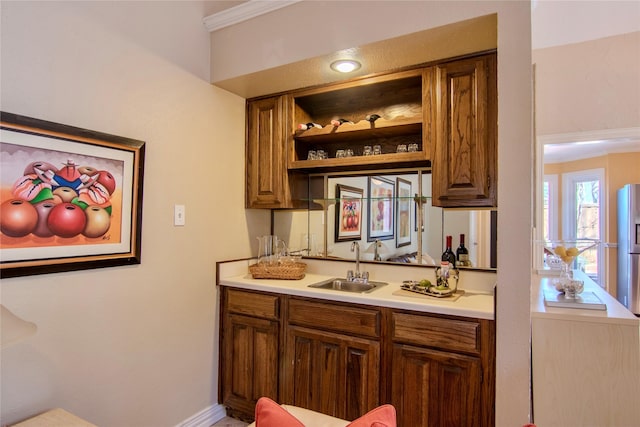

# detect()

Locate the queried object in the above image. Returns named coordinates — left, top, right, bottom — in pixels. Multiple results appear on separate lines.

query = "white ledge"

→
left=538, top=127, right=640, bottom=145
left=203, top=0, right=302, bottom=32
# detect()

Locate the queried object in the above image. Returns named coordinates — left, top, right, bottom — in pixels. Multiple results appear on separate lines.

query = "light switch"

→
left=174, top=204, right=185, bottom=226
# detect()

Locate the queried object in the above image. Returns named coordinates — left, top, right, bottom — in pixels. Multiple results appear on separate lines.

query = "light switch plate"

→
left=174, top=204, right=185, bottom=226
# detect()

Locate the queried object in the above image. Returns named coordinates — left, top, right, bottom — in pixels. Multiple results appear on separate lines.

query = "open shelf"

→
left=294, top=118, right=422, bottom=143
left=289, top=151, right=429, bottom=172
left=289, top=70, right=426, bottom=172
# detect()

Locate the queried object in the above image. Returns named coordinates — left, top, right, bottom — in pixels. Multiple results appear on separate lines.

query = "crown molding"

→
left=203, top=0, right=302, bottom=32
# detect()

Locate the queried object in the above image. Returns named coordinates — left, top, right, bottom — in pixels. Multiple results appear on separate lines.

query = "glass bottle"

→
left=441, top=235, right=456, bottom=267
left=456, top=234, right=470, bottom=267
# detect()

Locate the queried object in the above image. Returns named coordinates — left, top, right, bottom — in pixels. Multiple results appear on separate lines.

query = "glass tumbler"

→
left=363, top=146, right=372, bottom=156
left=307, top=150, right=317, bottom=160
left=397, top=144, right=407, bottom=153
left=373, top=145, right=382, bottom=155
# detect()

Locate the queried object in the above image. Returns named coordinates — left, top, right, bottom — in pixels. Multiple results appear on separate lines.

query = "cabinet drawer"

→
left=226, top=288, right=280, bottom=320
left=288, top=298, right=380, bottom=339
left=392, top=312, right=480, bottom=354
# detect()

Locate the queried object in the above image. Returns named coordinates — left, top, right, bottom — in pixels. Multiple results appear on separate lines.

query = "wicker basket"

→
left=249, top=262, right=307, bottom=280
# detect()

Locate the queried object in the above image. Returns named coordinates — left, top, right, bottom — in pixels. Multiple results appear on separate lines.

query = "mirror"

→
left=274, top=170, right=497, bottom=270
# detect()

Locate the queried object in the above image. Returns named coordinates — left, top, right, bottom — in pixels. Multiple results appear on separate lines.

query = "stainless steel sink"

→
left=308, top=278, right=388, bottom=293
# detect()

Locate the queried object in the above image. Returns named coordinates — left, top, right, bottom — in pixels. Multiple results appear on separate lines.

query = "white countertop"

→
left=531, top=270, right=639, bottom=326
left=218, top=259, right=495, bottom=320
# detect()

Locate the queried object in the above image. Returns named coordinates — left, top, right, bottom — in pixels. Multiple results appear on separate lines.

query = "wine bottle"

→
left=456, top=234, right=470, bottom=267
left=297, top=122, right=322, bottom=130
left=330, top=118, right=353, bottom=127
left=365, top=114, right=381, bottom=122
left=441, top=235, right=456, bottom=267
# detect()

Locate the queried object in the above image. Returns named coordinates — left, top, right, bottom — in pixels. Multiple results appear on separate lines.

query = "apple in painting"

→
left=33, top=201, right=56, bottom=237
left=96, top=171, right=116, bottom=195
left=53, top=187, right=78, bottom=203
left=47, top=202, right=86, bottom=238
left=0, top=199, right=38, bottom=237
left=83, top=205, right=111, bottom=238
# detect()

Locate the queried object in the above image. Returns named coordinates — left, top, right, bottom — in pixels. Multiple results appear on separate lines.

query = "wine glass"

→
left=542, top=239, right=597, bottom=293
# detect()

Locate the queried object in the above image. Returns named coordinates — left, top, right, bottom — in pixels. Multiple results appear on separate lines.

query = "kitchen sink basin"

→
left=308, top=278, right=389, bottom=293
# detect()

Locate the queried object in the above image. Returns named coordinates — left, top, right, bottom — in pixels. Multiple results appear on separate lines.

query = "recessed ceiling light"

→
left=330, top=59, right=361, bottom=73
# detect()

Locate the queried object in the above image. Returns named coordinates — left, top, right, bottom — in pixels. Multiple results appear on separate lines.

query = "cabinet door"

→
left=221, top=313, right=279, bottom=420
left=430, top=54, right=497, bottom=208
left=391, top=344, right=482, bottom=427
left=283, top=325, right=380, bottom=421
left=246, top=96, right=288, bottom=208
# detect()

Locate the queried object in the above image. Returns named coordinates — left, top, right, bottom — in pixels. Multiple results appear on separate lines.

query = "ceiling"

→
left=203, top=1, right=640, bottom=163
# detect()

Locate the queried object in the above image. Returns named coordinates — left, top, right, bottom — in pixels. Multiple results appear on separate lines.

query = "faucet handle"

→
left=346, top=270, right=354, bottom=281
left=361, top=271, right=369, bottom=282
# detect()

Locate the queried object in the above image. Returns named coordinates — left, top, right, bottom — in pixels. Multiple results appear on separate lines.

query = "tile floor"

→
left=211, top=416, right=249, bottom=427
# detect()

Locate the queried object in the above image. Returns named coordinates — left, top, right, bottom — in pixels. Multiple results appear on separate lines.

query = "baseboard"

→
left=177, top=403, right=227, bottom=427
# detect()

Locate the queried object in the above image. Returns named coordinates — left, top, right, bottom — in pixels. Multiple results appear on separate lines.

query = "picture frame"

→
left=335, top=184, right=363, bottom=242
left=0, top=112, right=145, bottom=278
left=396, top=178, right=411, bottom=247
left=414, top=193, right=426, bottom=232
left=367, top=176, right=394, bottom=242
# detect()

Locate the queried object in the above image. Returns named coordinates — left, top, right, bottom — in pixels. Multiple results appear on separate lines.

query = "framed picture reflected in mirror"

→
left=335, top=184, right=363, bottom=242
left=367, top=176, right=394, bottom=242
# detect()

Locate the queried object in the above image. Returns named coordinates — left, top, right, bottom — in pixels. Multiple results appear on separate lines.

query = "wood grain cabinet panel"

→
left=430, top=53, right=497, bottom=207
left=283, top=325, right=380, bottom=421
left=288, top=298, right=380, bottom=338
left=391, top=344, right=481, bottom=427
left=221, top=313, right=279, bottom=420
left=227, top=288, right=279, bottom=320
left=246, top=95, right=289, bottom=208
left=219, top=287, right=282, bottom=421
left=393, top=311, right=480, bottom=354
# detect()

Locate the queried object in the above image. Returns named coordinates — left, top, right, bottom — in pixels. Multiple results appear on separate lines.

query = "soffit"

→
left=211, top=14, right=497, bottom=99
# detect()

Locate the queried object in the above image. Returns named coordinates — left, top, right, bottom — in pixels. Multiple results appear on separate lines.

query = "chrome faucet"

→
left=349, top=242, right=368, bottom=282
left=374, top=239, right=382, bottom=261
left=351, top=242, right=360, bottom=278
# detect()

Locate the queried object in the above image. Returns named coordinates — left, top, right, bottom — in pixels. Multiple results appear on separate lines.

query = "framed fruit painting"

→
left=335, top=184, right=363, bottom=242
left=0, top=112, right=145, bottom=278
left=367, top=176, right=394, bottom=242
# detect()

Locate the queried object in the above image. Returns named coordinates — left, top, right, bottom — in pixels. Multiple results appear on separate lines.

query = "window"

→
left=562, top=169, right=605, bottom=285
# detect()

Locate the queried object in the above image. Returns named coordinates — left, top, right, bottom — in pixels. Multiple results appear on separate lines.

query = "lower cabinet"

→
left=391, top=344, right=481, bottom=427
left=219, top=289, right=281, bottom=421
left=218, top=287, right=495, bottom=426
left=283, top=325, right=380, bottom=421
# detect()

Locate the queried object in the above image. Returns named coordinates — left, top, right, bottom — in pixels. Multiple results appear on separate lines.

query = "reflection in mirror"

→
left=273, top=171, right=497, bottom=270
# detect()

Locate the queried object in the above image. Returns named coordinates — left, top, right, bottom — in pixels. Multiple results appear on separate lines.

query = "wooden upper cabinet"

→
left=246, top=95, right=290, bottom=208
left=429, top=53, right=497, bottom=208
left=245, top=52, right=498, bottom=209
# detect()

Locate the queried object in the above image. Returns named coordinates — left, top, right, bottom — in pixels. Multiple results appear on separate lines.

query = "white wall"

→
left=0, top=2, right=269, bottom=426
left=534, top=31, right=640, bottom=135
left=209, top=1, right=533, bottom=425
left=1, top=1, right=534, bottom=426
